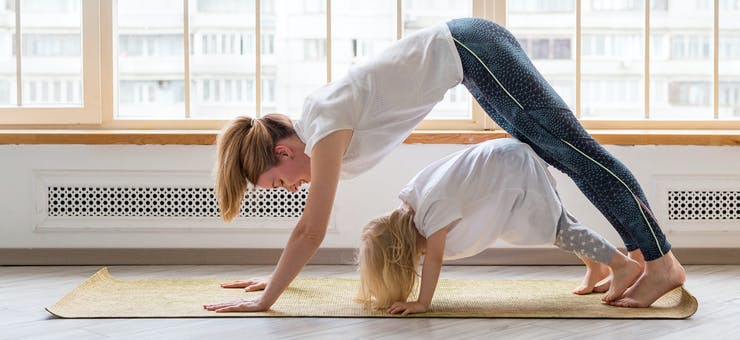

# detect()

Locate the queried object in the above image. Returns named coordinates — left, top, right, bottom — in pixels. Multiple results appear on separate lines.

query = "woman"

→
left=203, top=18, right=684, bottom=313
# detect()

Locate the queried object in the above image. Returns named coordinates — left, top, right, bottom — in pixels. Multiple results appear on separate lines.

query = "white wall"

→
left=1, top=143, right=739, bottom=250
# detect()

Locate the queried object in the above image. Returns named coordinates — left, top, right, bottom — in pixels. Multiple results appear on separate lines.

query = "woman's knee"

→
left=447, top=18, right=507, bottom=39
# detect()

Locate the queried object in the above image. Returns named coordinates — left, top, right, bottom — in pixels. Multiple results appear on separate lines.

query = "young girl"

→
left=204, top=18, right=683, bottom=313
left=357, top=139, right=642, bottom=314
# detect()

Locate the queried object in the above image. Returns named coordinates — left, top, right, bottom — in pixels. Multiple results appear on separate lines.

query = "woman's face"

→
left=255, top=145, right=311, bottom=192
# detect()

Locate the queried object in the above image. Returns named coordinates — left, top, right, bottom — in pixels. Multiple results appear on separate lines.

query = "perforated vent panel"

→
left=667, top=190, right=739, bottom=220
left=47, top=186, right=307, bottom=218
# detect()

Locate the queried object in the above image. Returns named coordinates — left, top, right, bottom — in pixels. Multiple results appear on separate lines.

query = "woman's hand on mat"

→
left=203, top=297, right=267, bottom=312
left=219, top=276, right=270, bottom=292
left=387, top=301, right=428, bottom=316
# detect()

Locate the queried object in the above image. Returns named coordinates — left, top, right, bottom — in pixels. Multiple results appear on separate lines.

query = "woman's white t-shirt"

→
left=398, top=139, right=564, bottom=261
left=294, top=23, right=463, bottom=179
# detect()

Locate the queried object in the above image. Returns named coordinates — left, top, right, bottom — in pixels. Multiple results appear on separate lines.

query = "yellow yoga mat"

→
left=47, top=268, right=697, bottom=319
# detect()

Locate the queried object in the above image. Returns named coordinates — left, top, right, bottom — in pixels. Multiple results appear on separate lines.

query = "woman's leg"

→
left=447, top=18, right=684, bottom=306
left=467, top=81, right=640, bottom=253
left=447, top=17, right=667, bottom=261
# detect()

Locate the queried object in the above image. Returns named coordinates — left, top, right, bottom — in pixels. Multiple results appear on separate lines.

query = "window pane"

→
left=581, top=0, right=644, bottom=119
left=404, top=0, right=472, bottom=120
left=262, top=0, right=326, bottom=120
left=719, top=0, right=740, bottom=119
left=197, top=0, right=252, bottom=12
left=402, top=0, right=473, bottom=119
left=21, top=0, right=82, bottom=106
left=0, top=2, right=16, bottom=106
left=330, top=1, right=395, bottom=89
left=189, top=0, right=256, bottom=118
left=508, top=0, right=576, bottom=114
left=117, top=0, right=184, bottom=118
left=650, top=0, right=713, bottom=119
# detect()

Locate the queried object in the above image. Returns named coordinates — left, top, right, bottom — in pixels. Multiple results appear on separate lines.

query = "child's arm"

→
left=387, top=226, right=448, bottom=315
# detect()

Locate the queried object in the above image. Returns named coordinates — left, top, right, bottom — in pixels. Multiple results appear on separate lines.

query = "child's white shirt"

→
left=293, top=23, right=463, bottom=179
left=398, top=139, right=563, bottom=260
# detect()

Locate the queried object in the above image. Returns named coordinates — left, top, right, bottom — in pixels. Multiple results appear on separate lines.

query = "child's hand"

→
left=219, top=276, right=270, bottom=292
left=203, top=296, right=267, bottom=313
left=387, top=301, right=428, bottom=315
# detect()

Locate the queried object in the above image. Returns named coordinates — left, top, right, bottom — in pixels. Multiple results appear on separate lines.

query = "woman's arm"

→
left=259, top=129, right=352, bottom=306
left=387, top=226, right=448, bottom=315
left=204, top=129, right=352, bottom=313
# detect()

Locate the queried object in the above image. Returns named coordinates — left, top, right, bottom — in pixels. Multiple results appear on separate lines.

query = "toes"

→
left=602, top=290, right=621, bottom=302
left=573, top=285, right=593, bottom=295
left=607, top=298, right=628, bottom=307
left=593, top=282, right=610, bottom=293
left=607, top=298, right=642, bottom=308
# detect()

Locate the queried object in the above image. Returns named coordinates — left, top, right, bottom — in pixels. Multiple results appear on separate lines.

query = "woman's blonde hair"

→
left=215, top=114, right=295, bottom=221
left=356, top=207, right=421, bottom=309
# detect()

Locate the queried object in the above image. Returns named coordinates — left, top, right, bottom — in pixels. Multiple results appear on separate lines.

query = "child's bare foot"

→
left=573, top=256, right=611, bottom=295
left=602, top=254, right=643, bottom=302
left=608, top=251, right=686, bottom=308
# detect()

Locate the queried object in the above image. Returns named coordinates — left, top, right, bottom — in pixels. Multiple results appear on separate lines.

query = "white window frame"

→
left=0, top=0, right=101, bottom=125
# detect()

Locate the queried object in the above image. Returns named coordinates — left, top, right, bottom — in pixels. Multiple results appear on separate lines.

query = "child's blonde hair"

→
left=215, top=113, right=295, bottom=221
left=357, top=207, right=421, bottom=309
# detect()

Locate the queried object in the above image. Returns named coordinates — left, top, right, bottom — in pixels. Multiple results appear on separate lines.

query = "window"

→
left=591, top=0, right=641, bottom=12
left=303, top=0, right=325, bottom=14
left=197, top=0, right=253, bottom=13
left=303, top=39, right=326, bottom=61
left=651, top=0, right=714, bottom=119
left=509, top=0, right=574, bottom=13
left=403, top=0, right=473, bottom=123
left=518, top=37, right=572, bottom=60
left=509, top=0, right=738, bottom=124
left=2, top=0, right=739, bottom=129
left=261, top=33, right=274, bottom=56
left=0, top=0, right=100, bottom=124
left=508, top=0, right=577, bottom=111
left=719, top=0, right=740, bottom=118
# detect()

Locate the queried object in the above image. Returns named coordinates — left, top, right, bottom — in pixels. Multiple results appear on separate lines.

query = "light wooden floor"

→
left=1, top=265, right=738, bottom=339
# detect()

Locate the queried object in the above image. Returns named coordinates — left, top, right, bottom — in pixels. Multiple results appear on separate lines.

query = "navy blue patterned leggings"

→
left=447, top=18, right=671, bottom=261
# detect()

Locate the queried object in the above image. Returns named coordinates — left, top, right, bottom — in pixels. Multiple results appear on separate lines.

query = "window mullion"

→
left=183, top=0, right=191, bottom=119
left=714, top=0, right=719, bottom=120
left=472, top=0, right=488, bottom=130
left=396, top=0, right=402, bottom=40
left=644, top=0, right=650, bottom=119
left=15, top=0, right=21, bottom=106
left=492, top=0, right=505, bottom=25
left=576, top=0, right=581, bottom=119
left=326, top=0, right=331, bottom=83
left=255, top=0, right=261, bottom=117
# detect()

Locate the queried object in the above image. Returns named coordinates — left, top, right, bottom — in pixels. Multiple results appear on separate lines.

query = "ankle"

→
left=608, top=252, right=630, bottom=269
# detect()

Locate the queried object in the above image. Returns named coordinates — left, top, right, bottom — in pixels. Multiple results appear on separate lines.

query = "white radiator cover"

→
left=1, top=143, right=739, bottom=248
left=34, top=170, right=309, bottom=232
left=655, top=175, right=740, bottom=232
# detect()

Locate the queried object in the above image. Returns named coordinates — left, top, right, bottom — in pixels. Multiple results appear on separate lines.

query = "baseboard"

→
left=2, top=247, right=738, bottom=265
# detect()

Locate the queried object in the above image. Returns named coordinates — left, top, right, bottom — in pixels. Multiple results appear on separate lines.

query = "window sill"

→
left=0, top=129, right=739, bottom=146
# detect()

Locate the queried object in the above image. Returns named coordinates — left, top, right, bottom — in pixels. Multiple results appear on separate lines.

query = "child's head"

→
left=357, top=206, right=421, bottom=309
left=215, top=113, right=295, bottom=221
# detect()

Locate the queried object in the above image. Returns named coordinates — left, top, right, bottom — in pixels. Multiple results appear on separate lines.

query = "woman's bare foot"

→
left=573, top=256, right=611, bottom=295
left=602, top=253, right=643, bottom=302
left=608, top=251, right=686, bottom=308
left=628, top=249, right=646, bottom=265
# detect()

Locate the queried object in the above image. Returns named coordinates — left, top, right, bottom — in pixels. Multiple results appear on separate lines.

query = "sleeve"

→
left=297, top=77, right=359, bottom=157
left=418, top=198, right=462, bottom=238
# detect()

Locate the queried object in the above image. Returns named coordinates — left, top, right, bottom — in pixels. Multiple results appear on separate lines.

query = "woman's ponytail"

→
left=215, top=114, right=295, bottom=221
